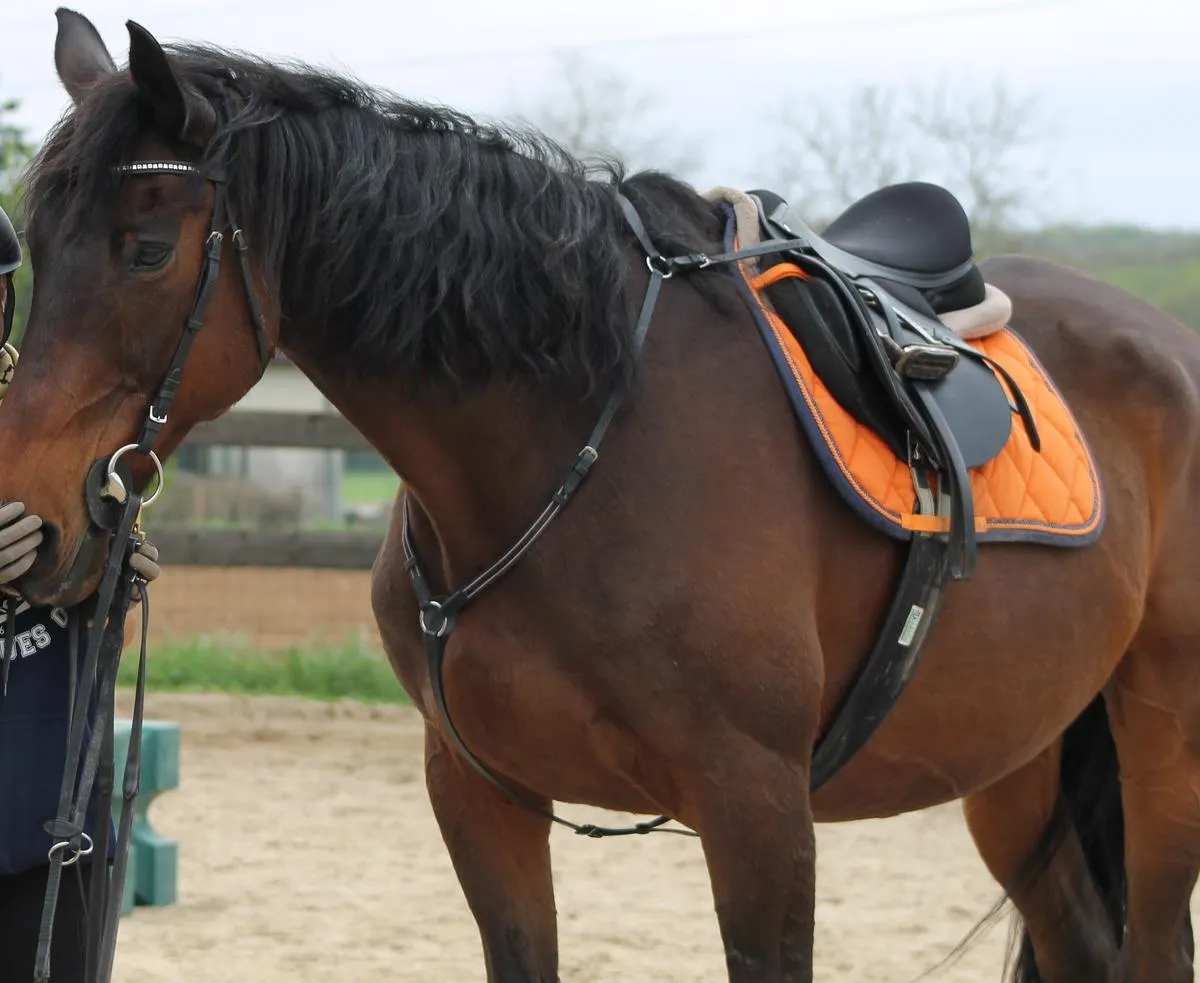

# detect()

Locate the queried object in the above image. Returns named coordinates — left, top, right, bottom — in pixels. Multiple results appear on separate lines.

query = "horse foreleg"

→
left=963, top=737, right=1118, bottom=982
left=423, top=722, right=558, bottom=983
left=689, top=740, right=817, bottom=983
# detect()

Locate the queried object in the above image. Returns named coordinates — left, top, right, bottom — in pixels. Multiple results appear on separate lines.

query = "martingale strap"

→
left=401, top=191, right=965, bottom=835
left=402, top=195, right=689, bottom=839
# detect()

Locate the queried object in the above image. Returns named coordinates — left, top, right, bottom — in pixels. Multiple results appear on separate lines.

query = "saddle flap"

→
left=753, top=263, right=911, bottom=460
left=887, top=304, right=1014, bottom=469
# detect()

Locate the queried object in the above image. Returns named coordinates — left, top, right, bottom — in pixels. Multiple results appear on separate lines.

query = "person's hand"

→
left=0, top=501, right=43, bottom=586
left=129, top=538, right=161, bottom=584
left=0, top=343, right=18, bottom=400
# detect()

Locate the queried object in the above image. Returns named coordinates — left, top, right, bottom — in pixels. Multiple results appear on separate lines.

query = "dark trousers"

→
left=0, top=862, right=92, bottom=982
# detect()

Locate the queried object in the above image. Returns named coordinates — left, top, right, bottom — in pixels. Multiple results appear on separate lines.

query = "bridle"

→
left=24, top=159, right=272, bottom=983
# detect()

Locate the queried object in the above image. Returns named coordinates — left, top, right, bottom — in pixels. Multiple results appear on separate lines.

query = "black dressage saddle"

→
left=745, top=182, right=1030, bottom=473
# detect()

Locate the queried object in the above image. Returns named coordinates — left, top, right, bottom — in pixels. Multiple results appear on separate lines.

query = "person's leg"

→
left=0, top=861, right=93, bottom=982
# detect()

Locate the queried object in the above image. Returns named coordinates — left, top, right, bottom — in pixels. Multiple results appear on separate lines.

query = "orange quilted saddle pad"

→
left=729, top=225, right=1104, bottom=548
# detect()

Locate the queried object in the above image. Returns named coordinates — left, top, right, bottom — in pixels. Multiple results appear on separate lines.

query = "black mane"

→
left=25, top=45, right=731, bottom=396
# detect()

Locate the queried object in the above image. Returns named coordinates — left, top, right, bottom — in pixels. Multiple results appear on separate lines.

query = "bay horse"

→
left=4, top=8, right=1200, bottom=981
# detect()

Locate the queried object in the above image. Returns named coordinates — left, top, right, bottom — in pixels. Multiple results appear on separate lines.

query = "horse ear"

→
left=126, top=19, right=215, bottom=146
left=53, top=8, right=117, bottom=104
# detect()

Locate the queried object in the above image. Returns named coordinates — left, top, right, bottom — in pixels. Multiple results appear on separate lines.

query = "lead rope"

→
left=93, top=578, right=151, bottom=983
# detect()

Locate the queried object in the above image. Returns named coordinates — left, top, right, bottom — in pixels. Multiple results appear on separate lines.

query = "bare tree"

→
left=765, top=75, right=1055, bottom=239
left=767, top=83, right=927, bottom=225
left=908, top=76, right=1053, bottom=240
left=512, top=51, right=706, bottom=180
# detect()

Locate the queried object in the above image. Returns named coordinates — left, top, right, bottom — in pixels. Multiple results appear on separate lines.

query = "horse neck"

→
left=283, top=348, right=594, bottom=583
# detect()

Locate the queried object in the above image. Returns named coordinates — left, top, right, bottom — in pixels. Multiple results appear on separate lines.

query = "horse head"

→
left=0, top=9, right=276, bottom=607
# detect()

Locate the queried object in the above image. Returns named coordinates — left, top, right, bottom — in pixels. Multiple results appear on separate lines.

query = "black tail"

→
left=1004, top=695, right=1126, bottom=980
left=941, top=694, right=1192, bottom=982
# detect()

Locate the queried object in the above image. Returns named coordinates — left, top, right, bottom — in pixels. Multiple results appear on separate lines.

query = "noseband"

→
left=27, top=159, right=272, bottom=983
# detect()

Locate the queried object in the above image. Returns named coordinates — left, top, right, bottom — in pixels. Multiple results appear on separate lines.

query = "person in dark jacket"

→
left=0, top=203, right=163, bottom=980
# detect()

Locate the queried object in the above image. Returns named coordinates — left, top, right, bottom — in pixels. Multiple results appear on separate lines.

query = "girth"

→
left=402, top=189, right=1028, bottom=837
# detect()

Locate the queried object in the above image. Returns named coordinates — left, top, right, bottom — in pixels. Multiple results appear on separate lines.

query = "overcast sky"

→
left=3, top=0, right=1195, bottom=229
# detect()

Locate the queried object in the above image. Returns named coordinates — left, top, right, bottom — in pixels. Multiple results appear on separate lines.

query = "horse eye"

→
left=131, top=244, right=173, bottom=272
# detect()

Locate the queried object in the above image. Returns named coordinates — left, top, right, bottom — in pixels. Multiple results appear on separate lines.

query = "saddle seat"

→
left=828, top=182, right=975, bottom=268
left=750, top=182, right=987, bottom=319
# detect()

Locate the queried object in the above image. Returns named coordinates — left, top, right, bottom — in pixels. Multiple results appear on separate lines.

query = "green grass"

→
left=341, top=470, right=402, bottom=506
left=117, top=634, right=413, bottom=705
left=1091, top=256, right=1200, bottom=330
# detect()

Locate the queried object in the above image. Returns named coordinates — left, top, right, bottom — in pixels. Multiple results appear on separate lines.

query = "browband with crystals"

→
left=112, top=160, right=199, bottom=175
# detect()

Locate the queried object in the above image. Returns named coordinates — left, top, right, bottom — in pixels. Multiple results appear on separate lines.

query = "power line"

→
left=5, top=0, right=1083, bottom=99
left=347, top=0, right=1085, bottom=73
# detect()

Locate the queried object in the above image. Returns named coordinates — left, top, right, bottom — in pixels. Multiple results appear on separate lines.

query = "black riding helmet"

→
left=0, top=205, right=19, bottom=345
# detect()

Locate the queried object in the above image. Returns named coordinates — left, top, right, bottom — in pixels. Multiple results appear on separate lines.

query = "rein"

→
left=23, top=159, right=271, bottom=983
